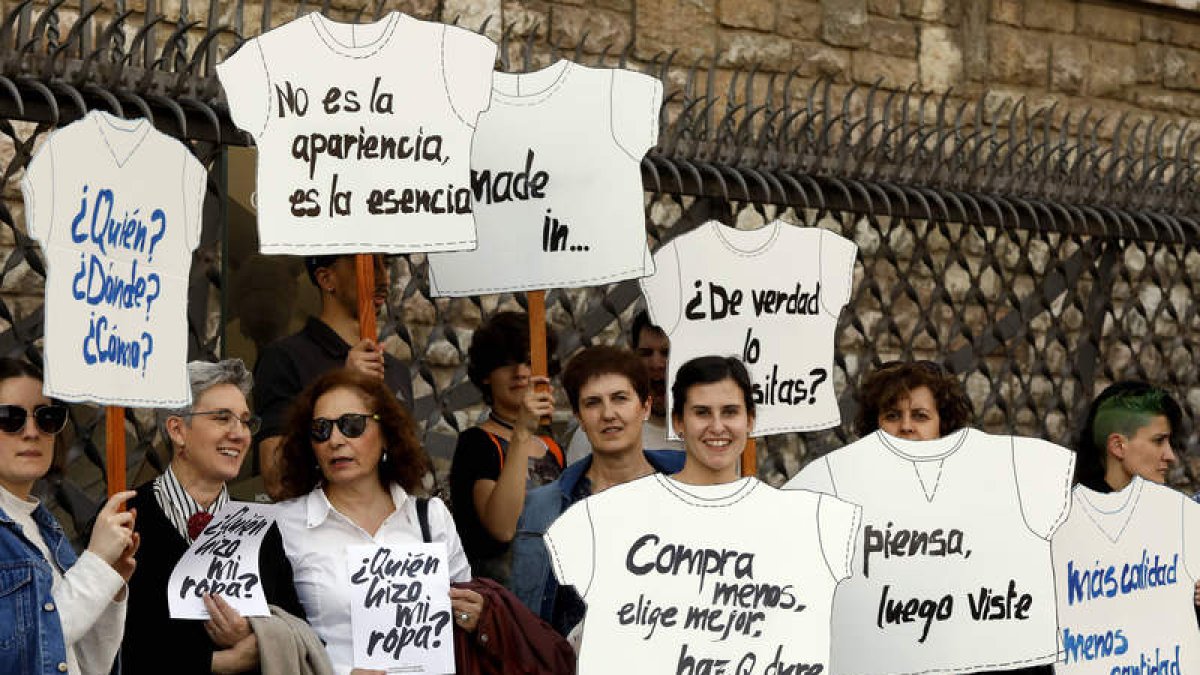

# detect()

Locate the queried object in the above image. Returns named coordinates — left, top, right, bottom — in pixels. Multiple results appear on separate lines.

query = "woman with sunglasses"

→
left=273, top=368, right=483, bottom=674
left=122, top=359, right=307, bottom=675
left=449, top=311, right=562, bottom=583
left=0, top=357, right=137, bottom=675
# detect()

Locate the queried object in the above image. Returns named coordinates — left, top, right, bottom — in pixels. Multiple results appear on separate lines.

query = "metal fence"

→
left=0, top=0, right=1197, bottom=542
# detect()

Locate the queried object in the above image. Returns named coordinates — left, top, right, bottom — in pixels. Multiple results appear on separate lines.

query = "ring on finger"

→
left=457, top=611, right=469, bottom=623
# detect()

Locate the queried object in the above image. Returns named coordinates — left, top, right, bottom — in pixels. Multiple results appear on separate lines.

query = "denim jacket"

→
left=511, top=450, right=686, bottom=628
left=0, top=499, right=77, bottom=675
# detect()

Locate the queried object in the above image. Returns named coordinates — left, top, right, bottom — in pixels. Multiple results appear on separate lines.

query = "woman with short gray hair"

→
left=121, top=359, right=314, bottom=675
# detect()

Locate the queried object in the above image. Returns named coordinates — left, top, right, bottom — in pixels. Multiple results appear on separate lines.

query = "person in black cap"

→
left=252, top=253, right=413, bottom=500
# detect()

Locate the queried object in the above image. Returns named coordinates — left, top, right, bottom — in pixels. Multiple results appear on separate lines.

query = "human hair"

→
left=275, top=368, right=428, bottom=500
left=561, top=346, right=650, bottom=412
left=0, top=357, right=66, bottom=471
left=855, top=361, right=974, bottom=437
left=1074, top=380, right=1184, bottom=488
left=466, top=311, right=558, bottom=405
left=630, top=310, right=666, bottom=350
left=156, top=359, right=253, bottom=451
left=0, top=357, right=46, bottom=384
left=670, top=355, right=755, bottom=419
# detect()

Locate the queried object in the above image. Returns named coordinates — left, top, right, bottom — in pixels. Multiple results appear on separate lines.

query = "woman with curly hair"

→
left=853, top=360, right=975, bottom=440
left=449, top=311, right=562, bottom=583
left=272, top=368, right=485, bottom=674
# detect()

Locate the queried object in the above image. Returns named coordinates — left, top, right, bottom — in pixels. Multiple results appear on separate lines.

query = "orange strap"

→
left=485, top=430, right=564, bottom=470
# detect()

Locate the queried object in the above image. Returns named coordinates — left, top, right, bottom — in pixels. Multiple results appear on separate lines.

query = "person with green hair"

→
left=1074, top=380, right=1184, bottom=493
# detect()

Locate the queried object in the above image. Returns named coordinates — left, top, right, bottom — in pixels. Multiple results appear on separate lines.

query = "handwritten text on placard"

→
left=167, top=503, right=276, bottom=620
left=347, top=543, right=454, bottom=674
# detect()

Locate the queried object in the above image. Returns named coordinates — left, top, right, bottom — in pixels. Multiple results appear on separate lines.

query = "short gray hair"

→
left=157, top=359, right=254, bottom=450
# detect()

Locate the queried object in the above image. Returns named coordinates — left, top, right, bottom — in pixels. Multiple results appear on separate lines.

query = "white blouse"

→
left=275, top=483, right=470, bottom=675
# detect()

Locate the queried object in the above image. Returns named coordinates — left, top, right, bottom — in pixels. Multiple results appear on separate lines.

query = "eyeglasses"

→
left=0, top=404, right=69, bottom=435
left=178, top=409, right=262, bottom=435
left=310, top=413, right=380, bottom=443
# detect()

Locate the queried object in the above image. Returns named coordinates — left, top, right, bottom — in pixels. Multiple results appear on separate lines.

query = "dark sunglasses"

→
left=0, top=404, right=68, bottom=435
left=310, top=413, right=380, bottom=442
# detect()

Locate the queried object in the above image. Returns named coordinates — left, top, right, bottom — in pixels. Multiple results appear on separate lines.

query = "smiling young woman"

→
left=0, top=358, right=136, bottom=675
left=670, top=356, right=756, bottom=486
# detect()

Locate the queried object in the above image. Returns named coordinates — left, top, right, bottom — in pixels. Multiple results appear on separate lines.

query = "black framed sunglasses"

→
left=310, top=413, right=380, bottom=443
left=0, top=404, right=69, bottom=435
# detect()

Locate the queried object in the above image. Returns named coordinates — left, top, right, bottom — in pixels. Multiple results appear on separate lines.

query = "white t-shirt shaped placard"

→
left=640, top=220, right=857, bottom=438
left=427, top=61, right=662, bottom=295
left=22, top=111, right=204, bottom=406
left=1053, top=477, right=1200, bottom=674
left=544, top=474, right=861, bottom=674
left=786, top=429, right=1075, bottom=675
left=217, top=12, right=497, bottom=254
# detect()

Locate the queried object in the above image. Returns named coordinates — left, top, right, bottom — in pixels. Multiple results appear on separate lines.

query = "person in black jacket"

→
left=121, top=359, right=307, bottom=675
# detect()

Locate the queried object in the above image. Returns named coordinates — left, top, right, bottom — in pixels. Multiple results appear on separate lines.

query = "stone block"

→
left=851, top=50, right=917, bottom=89
left=1050, top=35, right=1088, bottom=94
left=1137, top=43, right=1164, bottom=85
left=1023, top=0, right=1073, bottom=33
left=1076, top=4, right=1141, bottom=44
left=1142, top=15, right=1173, bottom=43
left=795, top=41, right=852, bottom=80
left=718, top=30, right=794, bottom=69
left=1086, top=43, right=1137, bottom=98
left=988, top=26, right=1048, bottom=87
left=900, top=0, right=922, bottom=17
left=868, top=0, right=901, bottom=17
left=868, top=17, right=917, bottom=58
left=503, top=1, right=549, bottom=40
left=718, top=0, right=775, bottom=31
left=779, top=0, right=821, bottom=40
left=444, top=0, right=502, bottom=38
left=990, top=0, right=1021, bottom=27
left=1164, top=48, right=1200, bottom=90
left=636, top=0, right=717, bottom=59
left=550, top=5, right=631, bottom=53
left=918, top=24, right=961, bottom=92
left=1167, top=21, right=1200, bottom=50
left=822, top=0, right=869, bottom=48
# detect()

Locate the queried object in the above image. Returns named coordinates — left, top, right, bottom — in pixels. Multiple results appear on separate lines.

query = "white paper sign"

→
left=167, top=502, right=276, bottom=619
left=216, top=12, right=496, bottom=254
left=786, top=429, right=1075, bottom=675
left=21, top=111, right=203, bottom=406
left=347, top=543, right=455, bottom=674
left=639, top=220, right=857, bottom=438
left=427, top=62, right=662, bottom=295
left=544, top=474, right=860, bottom=674
left=1053, top=478, right=1200, bottom=674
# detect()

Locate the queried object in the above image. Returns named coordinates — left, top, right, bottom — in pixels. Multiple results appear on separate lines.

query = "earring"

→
left=381, top=448, right=389, bottom=463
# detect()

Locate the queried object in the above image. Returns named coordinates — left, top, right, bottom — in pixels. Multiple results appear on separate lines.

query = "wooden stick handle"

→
left=356, top=254, right=377, bottom=341
left=527, top=290, right=551, bottom=426
left=742, top=437, right=756, bottom=478
left=106, top=406, right=125, bottom=498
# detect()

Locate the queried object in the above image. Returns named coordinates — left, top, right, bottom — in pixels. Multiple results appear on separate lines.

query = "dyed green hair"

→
left=1090, top=389, right=1174, bottom=452
left=1074, top=380, right=1184, bottom=489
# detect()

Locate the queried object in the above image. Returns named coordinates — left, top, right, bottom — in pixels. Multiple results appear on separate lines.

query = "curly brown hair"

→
left=274, top=368, right=429, bottom=500
left=855, top=361, right=974, bottom=437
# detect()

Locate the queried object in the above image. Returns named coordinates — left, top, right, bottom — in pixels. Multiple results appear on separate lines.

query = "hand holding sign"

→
left=88, top=490, right=137, bottom=566
left=204, top=594, right=253, bottom=648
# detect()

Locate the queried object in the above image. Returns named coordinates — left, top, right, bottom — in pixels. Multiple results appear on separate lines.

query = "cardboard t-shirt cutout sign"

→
left=426, top=61, right=662, bottom=294
left=1053, top=477, right=1200, bottom=674
left=544, top=474, right=861, bottom=674
left=22, top=111, right=203, bottom=406
left=640, top=220, right=856, bottom=438
left=167, top=503, right=277, bottom=619
left=346, top=543, right=454, bottom=674
left=786, top=428, right=1074, bottom=675
left=217, top=12, right=496, bottom=254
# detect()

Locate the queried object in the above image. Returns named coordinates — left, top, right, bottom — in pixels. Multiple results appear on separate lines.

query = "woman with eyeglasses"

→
left=273, top=368, right=484, bottom=674
left=449, top=310, right=562, bottom=583
left=0, top=357, right=136, bottom=675
left=122, top=359, right=308, bottom=675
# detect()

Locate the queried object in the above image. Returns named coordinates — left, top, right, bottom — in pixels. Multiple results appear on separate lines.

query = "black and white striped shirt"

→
left=152, top=465, right=229, bottom=541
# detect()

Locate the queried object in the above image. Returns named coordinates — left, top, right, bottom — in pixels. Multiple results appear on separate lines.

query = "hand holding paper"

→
left=204, top=594, right=252, bottom=648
